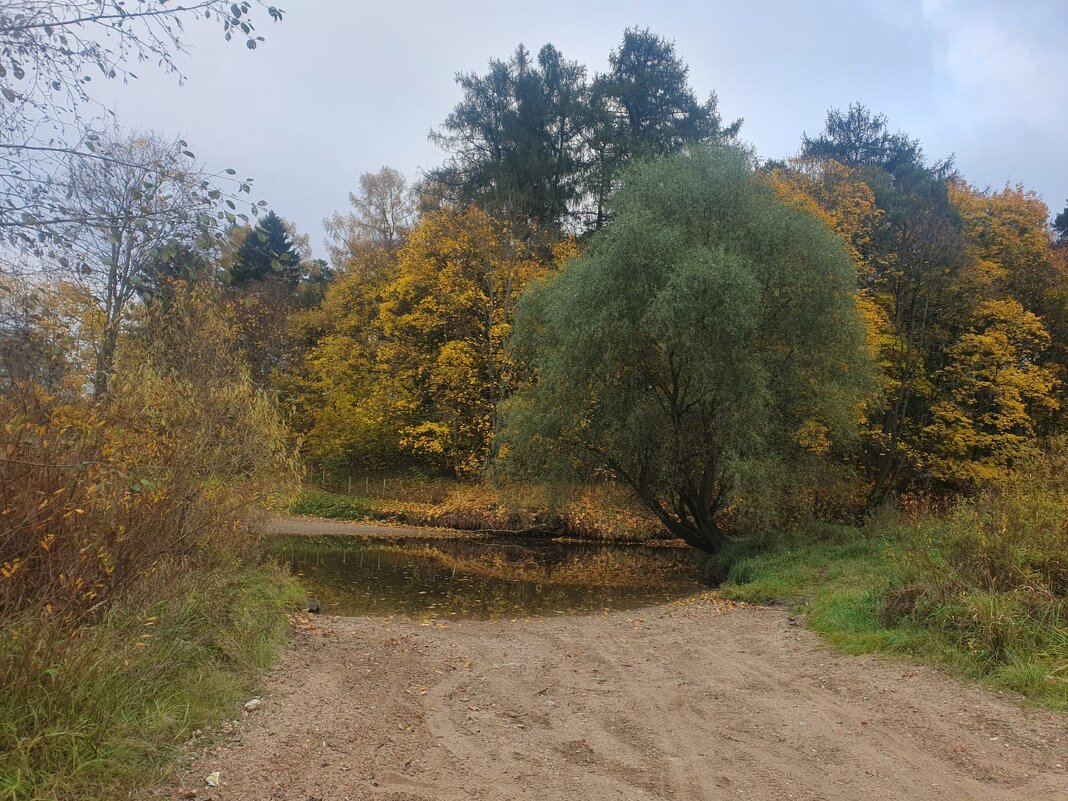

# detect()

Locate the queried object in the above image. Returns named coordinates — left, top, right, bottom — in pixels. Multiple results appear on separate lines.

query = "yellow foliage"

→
left=361, top=479, right=661, bottom=541
left=299, top=206, right=557, bottom=475
left=0, top=286, right=300, bottom=622
left=949, top=179, right=1055, bottom=296
left=796, top=419, right=832, bottom=455
left=377, top=206, right=551, bottom=473
left=766, top=158, right=880, bottom=275
left=771, top=160, right=1068, bottom=493
left=923, top=299, right=1059, bottom=485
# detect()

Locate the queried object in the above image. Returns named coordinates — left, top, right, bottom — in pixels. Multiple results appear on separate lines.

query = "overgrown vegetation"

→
left=497, top=146, right=871, bottom=551
left=290, top=481, right=661, bottom=541
left=719, top=448, right=1068, bottom=709
left=0, top=285, right=302, bottom=800
left=276, top=33, right=1068, bottom=709
left=3, top=11, right=1068, bottom=798
left=287, top=85, right=1068, bottom=557
left=290, top=489, right=372, bottom=521
left=0, top=564, right=300, bottom=800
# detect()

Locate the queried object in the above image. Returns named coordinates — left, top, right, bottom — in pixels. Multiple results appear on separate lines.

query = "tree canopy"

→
left=229, top=210, right=301, bottom=286
left=294, top=205, right=565, bottom=476
left=774, top=105, right=1068, bottom=498
left=428, top=28, right=739, bottom=233
left=498, top=146, right=870, bottom=552
left=801, top=103, right=925, bottom=176
left=1055, top=203, right=1068, bottom=248
left=429, top=44, right=587, bottom=231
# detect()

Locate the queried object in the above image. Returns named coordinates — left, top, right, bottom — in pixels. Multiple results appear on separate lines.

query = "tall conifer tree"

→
left=230, top=210, right=301, bottom=285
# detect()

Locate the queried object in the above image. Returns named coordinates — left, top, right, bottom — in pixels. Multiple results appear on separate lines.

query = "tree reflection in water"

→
left=273, top=536, right=704, bottom=619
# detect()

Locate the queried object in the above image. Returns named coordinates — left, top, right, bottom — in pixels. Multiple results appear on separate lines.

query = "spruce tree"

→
left=428, top=29, right=740, bottom=233
left=230, top=210, right=301, bottom=285
left=429, top=43, right=587, bottom=232
left=585, top=28, right=741, bottom=228
left=1054, top=203, right=1068, bottom=248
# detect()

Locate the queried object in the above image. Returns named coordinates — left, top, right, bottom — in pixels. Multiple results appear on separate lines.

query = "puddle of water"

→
left=272, top=535, right=704, bottom=619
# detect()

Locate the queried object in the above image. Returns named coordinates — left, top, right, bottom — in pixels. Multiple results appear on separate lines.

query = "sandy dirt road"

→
left=157, top=595, right=1067, bottom=801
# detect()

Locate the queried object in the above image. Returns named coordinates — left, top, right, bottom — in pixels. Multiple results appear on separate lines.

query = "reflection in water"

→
left=273, top=535, right=703, bottom=619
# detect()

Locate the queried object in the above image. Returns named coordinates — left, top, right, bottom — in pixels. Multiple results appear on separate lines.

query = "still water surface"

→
left=274, top=535, right=703, bottom=619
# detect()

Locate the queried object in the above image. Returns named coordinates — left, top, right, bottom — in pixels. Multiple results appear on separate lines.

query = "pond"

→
left=273, top=534, right=704, bottom=619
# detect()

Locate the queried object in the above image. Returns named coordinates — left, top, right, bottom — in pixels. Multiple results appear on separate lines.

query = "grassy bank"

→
left=0, top=562, right=302, bottom=801
left=719, top=506, right=1068, bottom=710
left=291, top=489, right=374, bottom=521
left=290, top=479, right=663, bottom=541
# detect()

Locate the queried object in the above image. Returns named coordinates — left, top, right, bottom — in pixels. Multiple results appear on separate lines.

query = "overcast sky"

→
left=99, top=0, right=1068, bottom=258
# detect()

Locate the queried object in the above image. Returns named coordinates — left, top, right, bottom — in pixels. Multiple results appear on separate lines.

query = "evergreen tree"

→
left=428, top=29, right=740, bottom=233
left=584, top=28, right=741, bottom=228
left=428, top=43, right=587, bottom=232
left=801, top=103, right=924, bottom=177
left=1054, top=203, right=1068, bottom=248
left=230, top=210, right=301, bottom=285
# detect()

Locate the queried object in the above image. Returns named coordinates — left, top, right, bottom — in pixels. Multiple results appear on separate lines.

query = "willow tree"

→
left=498, top=146, right=871, bottom=552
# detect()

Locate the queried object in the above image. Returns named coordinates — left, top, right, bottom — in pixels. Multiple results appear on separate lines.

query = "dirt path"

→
left=158, top=595, right=1067, bottom=801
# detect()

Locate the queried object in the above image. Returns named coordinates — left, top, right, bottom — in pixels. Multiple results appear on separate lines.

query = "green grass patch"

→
left=0, top=562, right=303, bottom=801
left=719, top=524, right=906, bottom=649
left=715, top=520, right=1068, bottom=711
left=289, top=489, right=374, bottom=521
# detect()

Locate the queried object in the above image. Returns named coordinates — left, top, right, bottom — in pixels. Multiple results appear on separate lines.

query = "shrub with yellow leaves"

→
left=0, top=284, right=300, bottom=623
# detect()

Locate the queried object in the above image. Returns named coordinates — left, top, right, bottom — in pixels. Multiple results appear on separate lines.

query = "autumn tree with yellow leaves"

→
left=296, top=206, right=567, bottom=476
left=923, top=299, right=1059, bottom=485
left=772, top=105, right=1068, bottom=499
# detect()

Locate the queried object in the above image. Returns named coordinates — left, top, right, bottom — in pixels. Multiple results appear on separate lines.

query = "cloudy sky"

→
left=99, top=0, right=1068, bottom=257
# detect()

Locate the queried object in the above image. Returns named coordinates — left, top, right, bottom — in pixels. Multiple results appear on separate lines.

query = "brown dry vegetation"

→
left=370, top=542, right=694, bottom=587
left=296, top=480, right=663, bottom=541
left=0, top=285, right=302, bottom=800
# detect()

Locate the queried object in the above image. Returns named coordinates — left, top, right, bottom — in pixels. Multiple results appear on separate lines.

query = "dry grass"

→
left=0, top=285, right=304, bottom=799
left=371, top=542, right=695, bottom=587
left=297, top=479, right=663, bottom=541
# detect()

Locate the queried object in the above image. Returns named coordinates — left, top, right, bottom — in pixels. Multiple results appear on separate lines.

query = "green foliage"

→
left=0, top=563, right=302, bottom=801
left=892, top=443, right=1068, bottom=693
left=429, top=28, right=739, bottom=232
left=585, top=28, right=740, bottom=227
left=499, top=145, right=871, bottom=552
left=429, top=44, right=587, bottom=230
left=1054, top=203, right=1068, bottom=248
left=0, top=284, right=303, bottom=798
left=718, top=461, right=1068, bottom=709
left=229, top=210, right=301, bottom=285
left=719, top=523, right=901, bottom=611
left=801, top=103, right=924, bottom=175
left=290, top=490, right=372, bottom=521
